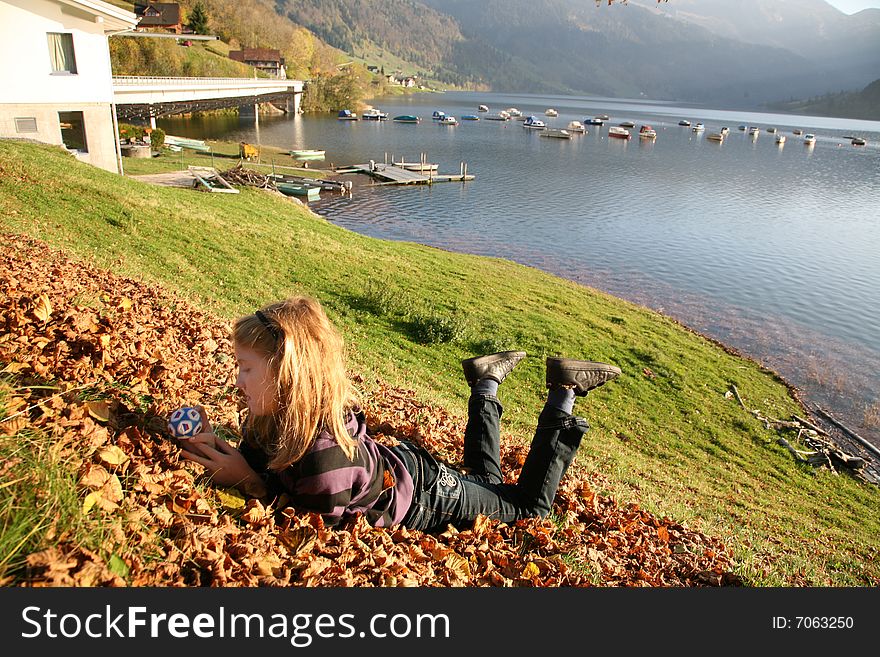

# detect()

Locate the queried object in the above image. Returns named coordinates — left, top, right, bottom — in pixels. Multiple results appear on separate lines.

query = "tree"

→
left=187, top=2, right=210, bottom=35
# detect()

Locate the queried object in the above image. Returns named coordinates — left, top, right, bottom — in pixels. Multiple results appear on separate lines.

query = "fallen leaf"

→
left=96, top=445, right=129, bottom=469
left=33, top=293, right=52, bottom=323
left=86, top=400, right=111, bottom=423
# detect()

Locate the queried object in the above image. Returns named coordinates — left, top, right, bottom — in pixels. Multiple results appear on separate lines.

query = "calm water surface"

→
left=160, top=92, right=880, bottom=445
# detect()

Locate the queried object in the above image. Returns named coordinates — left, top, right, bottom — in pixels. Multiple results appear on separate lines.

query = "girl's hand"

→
left=180, top=434, right=267, bottom=498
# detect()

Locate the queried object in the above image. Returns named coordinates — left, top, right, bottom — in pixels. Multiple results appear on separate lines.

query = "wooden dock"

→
left=336, top=161, right=474, bottom=185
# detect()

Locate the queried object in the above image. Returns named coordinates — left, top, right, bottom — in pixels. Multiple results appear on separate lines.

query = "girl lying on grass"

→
left=180, top=296, right=621, bottom=532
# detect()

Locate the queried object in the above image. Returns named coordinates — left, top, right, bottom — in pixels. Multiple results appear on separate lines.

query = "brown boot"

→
left=462, top=351, right=526, bottom=385
left=546, top=357, right=621, bottom=395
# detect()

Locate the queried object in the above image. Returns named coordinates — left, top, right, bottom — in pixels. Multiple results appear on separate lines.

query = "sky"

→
left=824, top=0, right=880, bottom=13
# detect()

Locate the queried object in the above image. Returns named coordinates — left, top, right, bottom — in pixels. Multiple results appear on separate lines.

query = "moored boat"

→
left=523, top=116, right=546, bottom=129
left=692, top=123, right=705, bottom=132
left=432, top=110, right=446, bottom=121
left=289, top=149, right=326, bottom=159
left=483, top=112, right=510, bottom=121
left=595, top=114, right=610, bottom=121
left=337, top=109, right=358, bottom=120
left=748, top=126, right=760, bottom=136
left=540, top=128, right=571, bottom=139
left=461, top=114, right=480, bottom=120
left=608, top=126, right=631, bottom=140
left=361, top=108, right=388, bottom=120
left=585, top=117, right=605, bottom=126
left=567, top=120, right=586, bottom=133
left=720, top=127, right=730, bottom=135
left=506, top=107, right=522, bottom=117
left=393, top=115, right=421, bottom=123
left=793, top=129, right=803, bottom=135
left=706, top=132, right=724, bottom=142
left=391, top=160, right=439, bottom=172
left=852, top=137, right=867, bottom=146
left=776, top=135, right=786, bottom=145
left=738, top=125, right=748, bottom=131
left=439, top=115, right=459, bottom=125
left=275, top=182, right=321, bottom=201
left=767, top=127, right=777, bottom=134
left=619, top=120, right=636, bottom=128
left=803, top=133, right=816, bottom=145
left=478, top=104, right=489, bottom=112
left=639, top=125, right=657, bottom=139
left=545, top=108, right=558, bottom=117
left=678, top=120, right=691, bottom=127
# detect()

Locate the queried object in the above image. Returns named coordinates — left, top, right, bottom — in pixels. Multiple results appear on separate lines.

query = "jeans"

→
left=393, top=394, right=590, bottom=532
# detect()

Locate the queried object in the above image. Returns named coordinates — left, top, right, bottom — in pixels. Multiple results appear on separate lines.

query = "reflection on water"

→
left=160, top=92, right=880, bottom=445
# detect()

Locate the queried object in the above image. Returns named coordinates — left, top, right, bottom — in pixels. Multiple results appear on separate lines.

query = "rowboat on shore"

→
left=275, top=182, right=321, bottom=201
left=289, top=149, right=325, bottom=160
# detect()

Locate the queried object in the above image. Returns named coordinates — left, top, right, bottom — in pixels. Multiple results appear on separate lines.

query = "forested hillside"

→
left=275, top=0, right=463, bottom=79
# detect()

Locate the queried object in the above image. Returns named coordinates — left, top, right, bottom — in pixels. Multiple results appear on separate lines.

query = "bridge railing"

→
left=112, top=76, right=301, bottom=88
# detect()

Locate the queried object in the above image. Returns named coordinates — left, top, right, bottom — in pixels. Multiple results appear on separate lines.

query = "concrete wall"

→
left=0, top=102, right=119, bottom=171
left=0, top=0, right=134, bottom=172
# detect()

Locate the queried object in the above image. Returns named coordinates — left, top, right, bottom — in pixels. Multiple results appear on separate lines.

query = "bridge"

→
left=112, top=76, right=304, bottom=125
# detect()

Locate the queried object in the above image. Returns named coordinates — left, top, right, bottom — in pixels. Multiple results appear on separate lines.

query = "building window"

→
left=15, top=117, right=38, bottom=133
left=47, top=33, right=77, bottom=74
left=58, top=111, right=87, bottom=153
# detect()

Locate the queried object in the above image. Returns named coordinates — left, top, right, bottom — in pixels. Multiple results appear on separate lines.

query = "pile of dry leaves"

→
left=0, top=233, right=742, bottom=587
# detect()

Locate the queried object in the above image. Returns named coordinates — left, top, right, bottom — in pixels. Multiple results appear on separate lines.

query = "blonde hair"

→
left=233, top=296, right=358, bottom=469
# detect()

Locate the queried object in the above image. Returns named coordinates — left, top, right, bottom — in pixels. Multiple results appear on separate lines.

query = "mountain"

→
left=770, top=77, right=880, bottom=120
left=274, top=0, right=880, bottom=107
left=627, top=0, right=880, bottom=95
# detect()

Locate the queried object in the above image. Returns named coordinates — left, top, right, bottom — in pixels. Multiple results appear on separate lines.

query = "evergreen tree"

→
left=188, top=2, right=210, bottom=35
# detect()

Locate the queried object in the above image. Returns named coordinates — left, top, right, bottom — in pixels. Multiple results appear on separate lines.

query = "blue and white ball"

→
left=168, top=406, right=203, bottom=438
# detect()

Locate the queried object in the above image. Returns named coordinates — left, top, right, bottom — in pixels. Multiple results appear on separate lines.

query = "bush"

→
left=355, top=280, right=398, bottom=317
left=407, top=306, right=468, bottom=345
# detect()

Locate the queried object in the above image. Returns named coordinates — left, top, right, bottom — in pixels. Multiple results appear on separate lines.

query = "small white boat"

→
left=523, top=116, right=546, bottom=129
left=290, top=149, right=326, bottom=159
left=595, top=114, right=610, bottom=121
left=541, top=128, right=571, bottom=139
left=748, top=126, right=760, bottom=136
left=639, top=125, right=657, bottom=139
left=803, top=133, right=816, bottom=145
left=692, top=123, right=705, bottom=132
left=566, top=120, right=586, bottom=133
left=852, top=137, right=867, bottom=146
left=619, top=120, right=636, bottom=128
left=545, top=108, right=558, bottom=117
left=608, top=126, right=631, bottom=140
left=361, top=108, right=388, bottom=120
left=706, top=132, right=725, bottom=143
left=392, top=160, right=439, bottom=172
left=506, top=107, right=522, bottom=117
left=478, top=104, right=489, bottom=112
left=776, top=135, right=786, bottom=145
left=483, top=111, right=510, bottom=121
left=439, top=115, right=459, bottom=125
left=720, top=127, right=730, bottom=135
left=679, top=119, right=691, bottom=127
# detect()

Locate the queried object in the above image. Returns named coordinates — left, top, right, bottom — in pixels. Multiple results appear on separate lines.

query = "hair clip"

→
left=255, top=310, right=281, bottom=340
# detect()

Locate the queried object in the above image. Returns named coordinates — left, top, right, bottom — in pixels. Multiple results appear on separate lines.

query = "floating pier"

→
left=335, top=153, right=474, bottom=185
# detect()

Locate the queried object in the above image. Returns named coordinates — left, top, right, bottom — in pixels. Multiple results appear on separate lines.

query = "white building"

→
left=0, top=0, right=138, bottom=172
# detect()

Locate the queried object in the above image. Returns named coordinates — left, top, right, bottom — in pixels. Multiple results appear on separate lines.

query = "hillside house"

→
left=134, top=2, right=182, bottom=34
left=229, top=47, right=286, bottom=78
left=0, top=0, right=138, bottom=173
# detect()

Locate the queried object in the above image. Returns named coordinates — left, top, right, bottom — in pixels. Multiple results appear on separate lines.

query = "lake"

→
left=159, top=91, right=880, bottom=447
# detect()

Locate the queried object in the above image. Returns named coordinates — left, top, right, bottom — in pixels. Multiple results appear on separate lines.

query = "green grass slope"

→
left=1, top=140, right=878, bottom=586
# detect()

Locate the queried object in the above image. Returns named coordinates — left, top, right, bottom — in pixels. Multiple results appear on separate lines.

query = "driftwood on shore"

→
left=727, top=385, right=879, bottom=485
